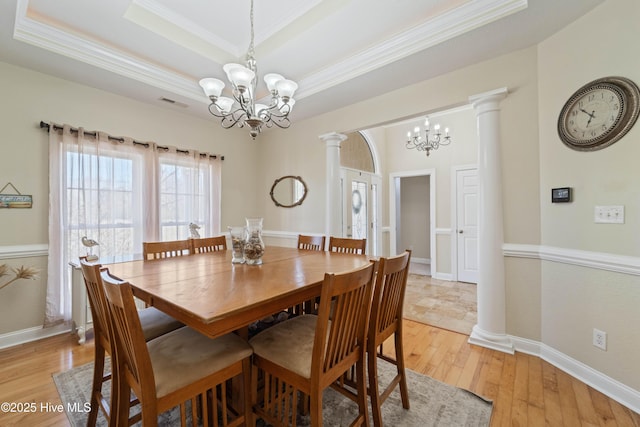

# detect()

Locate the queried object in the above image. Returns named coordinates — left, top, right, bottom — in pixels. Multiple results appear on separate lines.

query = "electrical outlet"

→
left=593, top=328, right=607, bottom=351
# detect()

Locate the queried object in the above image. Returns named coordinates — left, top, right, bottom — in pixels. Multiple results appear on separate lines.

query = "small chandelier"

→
left=199, top=0, right=298, bottom=139
left=405, top=117, right=451, bottom=156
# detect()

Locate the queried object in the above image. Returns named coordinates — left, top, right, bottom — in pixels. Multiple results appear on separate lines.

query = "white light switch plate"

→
left=594, top=205, right=625, bottom=224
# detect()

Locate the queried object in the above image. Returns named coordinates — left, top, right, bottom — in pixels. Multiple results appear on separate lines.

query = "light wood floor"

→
left=0, top=322, right=638, bottom=426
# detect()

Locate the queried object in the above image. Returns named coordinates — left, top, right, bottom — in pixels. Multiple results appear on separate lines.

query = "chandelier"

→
left=199, top=0, right=298, bottom=139
left=405, top=117, right=451, bottom=156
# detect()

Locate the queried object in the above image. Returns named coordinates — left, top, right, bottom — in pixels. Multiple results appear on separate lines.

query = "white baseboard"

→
left=0, top=323, right=72, bottom=350
left=509, top=336, right=640, bottom=414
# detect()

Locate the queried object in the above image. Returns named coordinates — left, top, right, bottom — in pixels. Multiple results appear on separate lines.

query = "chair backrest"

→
left=191, top=235, right=227, bottom=254
left=328, top=236, right=367, bottom=254
left=297, top=234, right=326, bottom=251
left=311, top=261, right=377, bottom=384
left=79, top=257, right=112, bottom=352
left=100, top=269, right=155, bottom=404
left=142, top=239, right=191, bottom=260
left=370, top=250, right=412, bottom=345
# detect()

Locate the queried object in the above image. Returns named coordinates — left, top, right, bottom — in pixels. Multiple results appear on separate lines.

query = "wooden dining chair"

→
left=328, top=236, right=367, bottom=254
left=79, top=257, right=183, bottom=427
left=191, top=235, right=227, bottom=254
left=297, top=234, right=326, bottom=251
left=143, top=239, right=191, bottom=260
left=249, top=261, right=377, bottom=427
left=100, top=268, right=253, bottom=427
left=333, top=250, right=412, bottom=427
left=290, top=234, right=326, bottom=316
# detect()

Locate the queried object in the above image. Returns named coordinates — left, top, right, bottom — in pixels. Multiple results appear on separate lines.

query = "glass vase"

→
left=243, top=217, right=265, bottom=265
left=228, top=226, right=246, bottom=264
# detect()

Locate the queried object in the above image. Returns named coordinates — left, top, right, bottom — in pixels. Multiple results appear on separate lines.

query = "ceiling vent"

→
left=159, top=97, right=188, bottom=108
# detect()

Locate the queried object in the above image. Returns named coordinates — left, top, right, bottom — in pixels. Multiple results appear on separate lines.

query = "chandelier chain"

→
left=247, top=0, right=255, bottom=61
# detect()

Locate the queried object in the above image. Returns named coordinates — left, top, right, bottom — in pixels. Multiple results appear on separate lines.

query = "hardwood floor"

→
left=0, top=322, right=638, bottom=426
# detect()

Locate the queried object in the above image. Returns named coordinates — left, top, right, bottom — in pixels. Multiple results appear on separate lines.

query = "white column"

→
left=467, top=88, right=514, bottom=354
left=319, top=132, right=347, bottom=239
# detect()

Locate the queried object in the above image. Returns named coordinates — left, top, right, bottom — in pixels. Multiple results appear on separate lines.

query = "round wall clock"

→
left=557, top=76, right=640, bottom=151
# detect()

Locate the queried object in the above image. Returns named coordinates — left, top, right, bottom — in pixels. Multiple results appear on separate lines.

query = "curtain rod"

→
left=39, top=121, right=224, bottom=160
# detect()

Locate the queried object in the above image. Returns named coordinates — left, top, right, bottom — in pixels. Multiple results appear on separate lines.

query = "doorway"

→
left=389, top=169, right=436, bottom=275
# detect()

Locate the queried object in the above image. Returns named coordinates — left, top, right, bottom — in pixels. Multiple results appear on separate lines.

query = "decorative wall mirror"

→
left=270, top=175, right=307, bottom=208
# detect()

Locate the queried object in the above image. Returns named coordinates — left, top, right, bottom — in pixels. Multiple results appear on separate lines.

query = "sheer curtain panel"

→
left=46, top=123, right=221, bottom=327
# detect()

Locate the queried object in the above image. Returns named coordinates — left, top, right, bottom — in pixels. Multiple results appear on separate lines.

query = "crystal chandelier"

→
left=405, top=117, right=451, bottom=156
left=199, top=0, right=298, bottom=139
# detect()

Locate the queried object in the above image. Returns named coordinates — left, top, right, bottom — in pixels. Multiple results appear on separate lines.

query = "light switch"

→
left=594, top=206, right=625, bottom=224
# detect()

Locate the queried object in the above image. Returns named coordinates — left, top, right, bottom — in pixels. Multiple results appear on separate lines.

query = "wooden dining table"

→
left=106, top=246, right=370, bottom=339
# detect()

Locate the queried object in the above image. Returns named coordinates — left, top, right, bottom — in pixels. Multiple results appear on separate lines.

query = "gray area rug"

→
left=54, top=357, right=492, bottom=426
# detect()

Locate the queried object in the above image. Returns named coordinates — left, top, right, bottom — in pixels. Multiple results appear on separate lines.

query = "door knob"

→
left=459, top=230, right=464, bottom=234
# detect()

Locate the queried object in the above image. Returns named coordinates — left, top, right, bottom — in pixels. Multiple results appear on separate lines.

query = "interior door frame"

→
left=389, top=169, right=436, bottom=271
left=451, top=164, right=478, bottom=283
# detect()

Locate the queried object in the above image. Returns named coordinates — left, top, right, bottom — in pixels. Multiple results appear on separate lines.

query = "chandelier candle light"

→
left=199, top=0, right=298, bottom=139
left=405, top=117, right=451, bottom=156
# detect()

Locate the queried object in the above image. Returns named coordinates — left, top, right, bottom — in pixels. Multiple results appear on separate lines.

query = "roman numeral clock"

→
left=558, top=76, right=640, bottom=151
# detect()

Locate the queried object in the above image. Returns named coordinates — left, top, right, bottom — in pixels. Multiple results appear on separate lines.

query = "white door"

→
left=456, top=168, right=478, bottom=283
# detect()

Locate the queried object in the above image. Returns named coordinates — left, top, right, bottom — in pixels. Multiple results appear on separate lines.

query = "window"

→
left=47, top=125, right=222, bottom=325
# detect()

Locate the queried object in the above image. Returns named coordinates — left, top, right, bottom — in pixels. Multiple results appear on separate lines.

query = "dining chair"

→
left=79, top=257, right=183, bottom=427
left=249, top=261, right=377, bottom=427
left=142, top=239, right=191, bottom=260
left=333, top=250, right=412, bottom=427
left=100, top=268, right=253, bottom=427
left=191, top=235, right=227, bottom=254
left=328, top=236, right=367, bottom=254
left=291, top=234, right=326, bottom=316
left=297, top=234, right=326, bottom=251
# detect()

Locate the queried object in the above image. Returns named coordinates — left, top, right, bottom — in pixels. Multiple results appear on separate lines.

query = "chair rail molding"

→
left=503, top=243, right=640, bottom=276
left=0, top=244, right=48, bottom=260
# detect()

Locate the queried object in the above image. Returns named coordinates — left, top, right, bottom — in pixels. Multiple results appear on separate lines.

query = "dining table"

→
left=106, top=246, right=371, bottom=340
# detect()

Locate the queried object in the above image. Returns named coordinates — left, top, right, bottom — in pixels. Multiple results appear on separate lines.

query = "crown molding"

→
left=13, top=0, right=205, bottom=103
left=296, top=0, right=528, bottom=99
left=13, top=0, right=526, bottom=105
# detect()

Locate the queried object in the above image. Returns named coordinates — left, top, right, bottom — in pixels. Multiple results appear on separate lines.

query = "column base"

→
left=468, top=324, right=514, bottom=354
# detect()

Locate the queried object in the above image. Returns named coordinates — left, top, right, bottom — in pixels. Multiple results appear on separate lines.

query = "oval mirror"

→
left=270, top=175, right=307, bottom=208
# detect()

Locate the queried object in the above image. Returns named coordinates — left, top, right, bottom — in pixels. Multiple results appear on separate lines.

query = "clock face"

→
left=564, top=87, right=622, bottom=141
left=558, top=77, right=640, bottom=151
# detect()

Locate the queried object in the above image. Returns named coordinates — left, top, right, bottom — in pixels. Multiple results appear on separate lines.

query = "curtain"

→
left=45, top=123, right=222, bottom=326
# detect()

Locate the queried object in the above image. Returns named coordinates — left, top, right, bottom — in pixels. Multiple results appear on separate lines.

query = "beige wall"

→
left=1, top=0, right=638, bottom=398
left=537, top=0, right=640, bottom=390
left=0, top=61, right=256, bottom=333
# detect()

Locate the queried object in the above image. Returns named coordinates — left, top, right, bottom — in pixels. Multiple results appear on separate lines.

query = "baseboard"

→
left=0, top=323, right=72, bottom=350
left=510, top=335, right=640, bottom=414
left=432, top=272, right=453, bottom=281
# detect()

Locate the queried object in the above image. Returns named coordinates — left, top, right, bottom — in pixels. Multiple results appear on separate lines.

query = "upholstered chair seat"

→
left=139, top=308, right=184, bottom=341
left=148, top=326, right=253, bottom=398
left=249, top=314, right=327, bottom=379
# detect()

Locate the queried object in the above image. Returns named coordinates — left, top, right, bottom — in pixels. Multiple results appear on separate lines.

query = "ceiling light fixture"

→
left=405, top=117, right=451, bottom=156
left=199, top=0, right=298, bottom=140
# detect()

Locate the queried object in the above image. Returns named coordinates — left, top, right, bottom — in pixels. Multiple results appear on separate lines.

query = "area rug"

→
left=54, top=357, right=491, bottom=426
left=403, top=274, right=477, bottom=335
